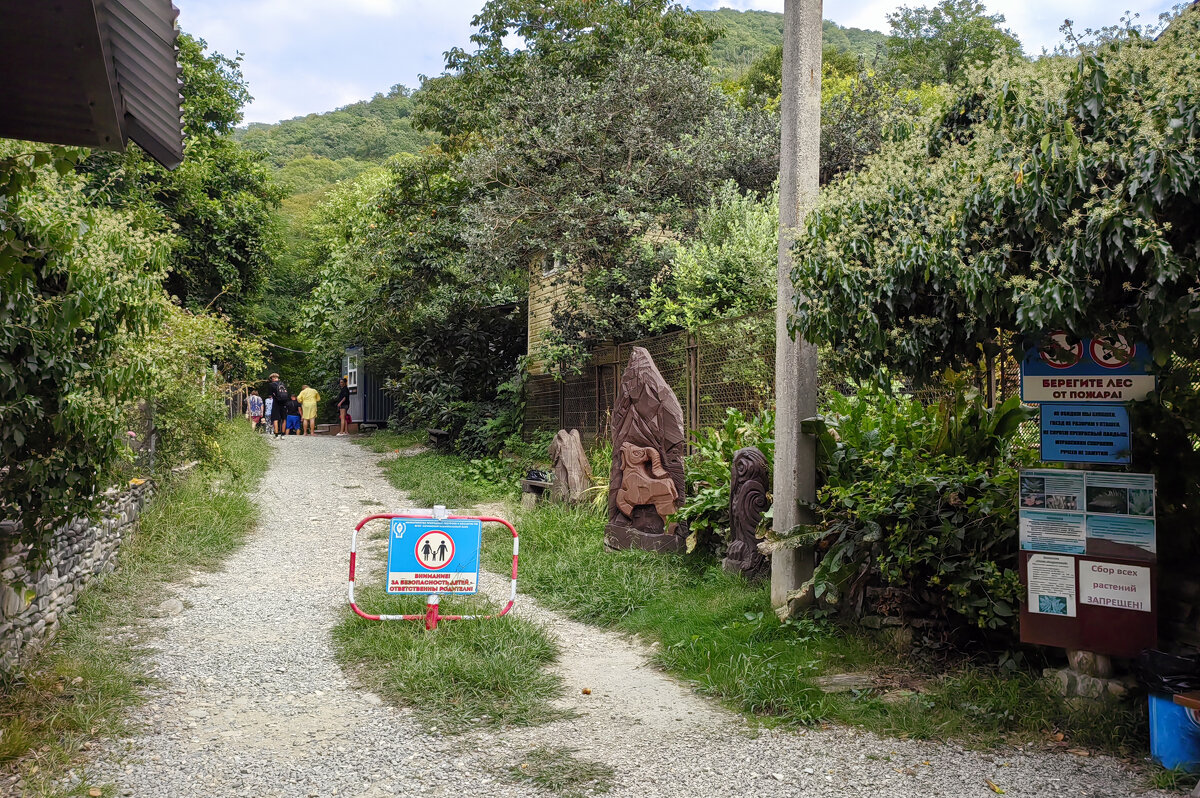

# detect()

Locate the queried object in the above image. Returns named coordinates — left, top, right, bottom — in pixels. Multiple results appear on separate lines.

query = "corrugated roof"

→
left=0, top=0, right=183, bottom=168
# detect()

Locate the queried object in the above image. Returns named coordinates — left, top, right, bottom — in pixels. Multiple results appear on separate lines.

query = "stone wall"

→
left=0, top=480, right=155, bottom=673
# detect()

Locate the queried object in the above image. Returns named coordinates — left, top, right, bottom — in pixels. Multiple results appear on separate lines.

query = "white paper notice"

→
left=1078, top=560, right=1151, bottom=612
left=1027, top=554, right=1077, bottom=617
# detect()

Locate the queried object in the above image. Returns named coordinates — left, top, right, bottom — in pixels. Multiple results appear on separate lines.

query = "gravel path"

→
left=79, top=435, right=1163, bottom=798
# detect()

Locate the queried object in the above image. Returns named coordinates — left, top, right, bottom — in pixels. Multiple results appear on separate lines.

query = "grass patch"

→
left=1150, top=764, right=1200, bottom=792
left=483, top=503, right=1148, bottom=752
left=358, top=430, right=513, bottom=508
left=0, top=422, right=269, bottom=795
left=333, top=587, right=565, bottom=731
left=506, top=746, right=615, bottom=798
left=359, top=429, right=425, bottom=453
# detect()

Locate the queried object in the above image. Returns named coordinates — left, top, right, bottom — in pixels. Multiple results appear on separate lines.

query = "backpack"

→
left=275, top=382, right=290, bottom=402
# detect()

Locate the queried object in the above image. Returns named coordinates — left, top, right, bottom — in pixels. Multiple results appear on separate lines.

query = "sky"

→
left=180, top=0, right=1180, bottom=125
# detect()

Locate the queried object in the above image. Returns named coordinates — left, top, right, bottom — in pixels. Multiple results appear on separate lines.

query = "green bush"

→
left=0, top=145, right=168, bottom=556
left=778, top=385, right=1035, bottom=635
left=675, top=408, right=775, bottom=555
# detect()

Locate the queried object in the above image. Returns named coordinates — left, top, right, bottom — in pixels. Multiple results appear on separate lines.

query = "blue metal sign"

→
left=1021, top=332, right=1155, bottom=403
left=1040, top=404, right=1131, bottom=464
left=386, top=518, right=482, bottom=595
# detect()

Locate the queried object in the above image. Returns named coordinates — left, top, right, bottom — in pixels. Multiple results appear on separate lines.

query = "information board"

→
left=1019, top=469, right=1155, bottom=559
left=386, top=517, right=482, bottom=595
left=1021, top=332, right=1155, bottom=403
left=1040, top=404, right=1131, bottom=464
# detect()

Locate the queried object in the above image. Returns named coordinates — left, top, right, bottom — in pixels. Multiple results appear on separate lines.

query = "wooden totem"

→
left=721, top=446, right=770, bottom=578
left=603, top=347, right=686, bottom=552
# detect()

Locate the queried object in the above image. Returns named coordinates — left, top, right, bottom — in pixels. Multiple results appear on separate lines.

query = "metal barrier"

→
left=347, top=508, right=518, bottom=630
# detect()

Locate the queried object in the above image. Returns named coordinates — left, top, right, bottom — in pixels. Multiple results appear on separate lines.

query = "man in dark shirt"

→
left=268, top=373, right=290, bottom=436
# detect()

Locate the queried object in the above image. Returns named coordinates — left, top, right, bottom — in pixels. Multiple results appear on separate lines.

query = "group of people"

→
left=246, top=374, right=353, bottom=437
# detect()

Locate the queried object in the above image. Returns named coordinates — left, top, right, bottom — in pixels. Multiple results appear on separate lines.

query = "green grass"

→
left=333, top=588, right=565, bottom=731
left=484, top=504, right=1148, bottom=752
left=1150, top=764, right=1200, bottom=792
left=0, top=422, right=269, bottom=796
left=358, top=430, right=514, bottom=508
left=506, top=746, right=615, bottom=798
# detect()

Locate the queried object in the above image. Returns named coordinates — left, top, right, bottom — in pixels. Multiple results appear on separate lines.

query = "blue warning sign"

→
left=1040, top=404, right=1131, bottom=464
left=386, top=518, right=481, bottom=595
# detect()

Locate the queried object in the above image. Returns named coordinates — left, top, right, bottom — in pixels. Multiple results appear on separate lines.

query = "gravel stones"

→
left=73, top=436, right=1164, bottom=798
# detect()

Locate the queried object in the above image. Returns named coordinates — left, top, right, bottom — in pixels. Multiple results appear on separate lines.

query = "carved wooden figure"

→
left=548, top=429, right=592, bottom=504
left=604, top=346, right=686, bottom=552
left=722, top=446, right=770, bottom=579
left=615, top=443, right=679, bottom=521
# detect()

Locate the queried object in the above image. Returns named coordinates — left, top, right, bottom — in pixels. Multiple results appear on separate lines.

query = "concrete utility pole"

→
left=771, top=0, right=822, bottom=614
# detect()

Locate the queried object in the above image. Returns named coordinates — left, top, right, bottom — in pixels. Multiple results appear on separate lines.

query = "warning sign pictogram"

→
left=415, top=530, right=455, bottom=570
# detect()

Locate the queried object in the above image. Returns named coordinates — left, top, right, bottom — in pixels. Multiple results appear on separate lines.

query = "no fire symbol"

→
left=415, top=530, right=454, bottom=570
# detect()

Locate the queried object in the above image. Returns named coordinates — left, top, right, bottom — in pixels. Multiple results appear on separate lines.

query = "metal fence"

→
left=525, top=313, right=776, bottom=444
left=524, top=313, right=1041, bottom=447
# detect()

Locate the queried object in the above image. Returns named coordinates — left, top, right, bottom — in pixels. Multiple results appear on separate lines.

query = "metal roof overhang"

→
left=0, top=0, right=184, bottom=169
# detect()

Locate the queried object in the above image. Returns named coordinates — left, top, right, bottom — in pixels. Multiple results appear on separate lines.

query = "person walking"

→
left=247, top=389, right=263, bottom=430
left=268, top=373, right=291, bottom=437
left=298, top=384, right=320, bottom=436
left=264, top=394, right=274, bottom=435
left=335, top=377, right=351, bottom=436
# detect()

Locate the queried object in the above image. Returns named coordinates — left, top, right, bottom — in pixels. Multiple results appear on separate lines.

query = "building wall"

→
left=0, top=480, right=155, bottom=673
left=527, top=268, right=578, bottom=375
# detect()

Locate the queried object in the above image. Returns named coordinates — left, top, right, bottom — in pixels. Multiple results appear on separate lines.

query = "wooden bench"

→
left=520, top=479, right=553, bottom=510
left=427, top=428, right=451, bottom=449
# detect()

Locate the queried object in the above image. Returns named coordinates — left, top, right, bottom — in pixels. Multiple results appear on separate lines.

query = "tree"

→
left=0, top=145, right=169, bottom=555
left=886, top=0, right=1022, bottom=86
left=639, top=181, right=778, bottom=333
left=413, top=0, right=720, bottom=141
left=790, top=8, right=1200, bottom=565
left=459, top=47, right=777, bottom=274
left=82, top=34, right=283, bottom=314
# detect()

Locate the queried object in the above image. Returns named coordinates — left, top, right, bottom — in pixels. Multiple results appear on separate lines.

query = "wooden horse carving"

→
left=615, top=442, right=679, bottom=523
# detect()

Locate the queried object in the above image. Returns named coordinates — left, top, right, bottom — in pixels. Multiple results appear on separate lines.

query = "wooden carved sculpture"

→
left=604, top=346, right=686, bottom=552
left=615, top=443, right=679, bottom=521
left=548, top=429, right=592, bottom=504
left=721, top=446, right=770, bottom=579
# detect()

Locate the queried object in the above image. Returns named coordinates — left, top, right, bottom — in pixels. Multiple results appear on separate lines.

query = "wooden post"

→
left=687, top=333, right=700, bottom=449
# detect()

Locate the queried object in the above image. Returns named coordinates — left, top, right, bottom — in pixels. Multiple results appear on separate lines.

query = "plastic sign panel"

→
left=386, top=518, right=482, bottom=595
left=1040, top=404, right=1131, bottom=464
left=1078, top=559, right=1151, bottom=613
left=1021, top=332, right=1155, bottom=403
left=1019, top=469, right=1156, bottom=560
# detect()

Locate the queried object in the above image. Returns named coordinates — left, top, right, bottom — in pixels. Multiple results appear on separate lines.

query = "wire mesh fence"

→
left=524, top=312, right=1045, bottom=449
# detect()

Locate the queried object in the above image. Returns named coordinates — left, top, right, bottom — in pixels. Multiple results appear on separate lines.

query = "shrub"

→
left=775, top=384, right=1035, bottom=636
left=0, top=145, right=168, bottom=557
left=676, top=408, right=775, bottom=555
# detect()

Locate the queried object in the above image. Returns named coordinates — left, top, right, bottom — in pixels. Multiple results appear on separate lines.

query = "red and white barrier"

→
left=347, top=513, right=518, bottom=629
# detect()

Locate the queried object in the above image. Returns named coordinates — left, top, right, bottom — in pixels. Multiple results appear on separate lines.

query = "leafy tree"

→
left=886, top=0, right=1023, bottom=86
left=413, top=0, right=720, bottom=141
left=640, top=181, right=778, bottom=333
left=460, top=47, right=776, bottom=272
left=790, top=8, right=1200, bottom=570
left=83, top=34, right=283, bottom=313
left=0, top=145, right=169, bottom=555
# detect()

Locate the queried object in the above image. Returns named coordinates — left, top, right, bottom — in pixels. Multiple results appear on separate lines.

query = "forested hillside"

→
left=697, top=10, right=886, bottom=75
left=235, top=85, right=432, bottom=168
